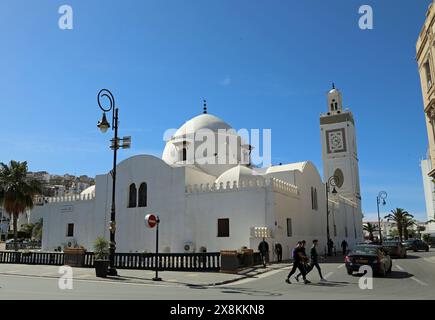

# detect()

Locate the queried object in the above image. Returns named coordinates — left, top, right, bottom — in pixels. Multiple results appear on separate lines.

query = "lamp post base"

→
left=107, top=267, right=118, bottom=276
left=152, top=277, right=162, bottom=281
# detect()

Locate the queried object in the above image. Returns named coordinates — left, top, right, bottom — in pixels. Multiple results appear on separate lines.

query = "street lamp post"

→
left=325, top=176, right=339, bottom=256
left=376, top=191, right=387, bottom=245
left=97, top=89, right=131, bottom=276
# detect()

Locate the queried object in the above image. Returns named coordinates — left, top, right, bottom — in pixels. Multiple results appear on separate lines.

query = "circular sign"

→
left=145, top=214, right=158, bottom=228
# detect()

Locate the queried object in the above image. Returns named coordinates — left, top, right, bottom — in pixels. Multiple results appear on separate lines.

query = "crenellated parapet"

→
left=185, top=177, right=299, bottom=197
left=34, top=193, right=96, bottom=205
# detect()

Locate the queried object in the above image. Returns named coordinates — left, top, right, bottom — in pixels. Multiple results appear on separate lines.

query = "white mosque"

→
left=30, top=86, right=364, bottom=260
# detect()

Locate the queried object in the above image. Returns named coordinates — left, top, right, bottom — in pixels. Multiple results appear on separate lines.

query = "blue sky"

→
left=0, top=0, right=431, bottom=221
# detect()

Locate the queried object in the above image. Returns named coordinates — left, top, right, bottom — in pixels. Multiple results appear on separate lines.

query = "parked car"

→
left=382, top=240, right=407, bottom=258
left=402, top=239, right=429, bottom=252
left=345, top=244, right=392, bottom=277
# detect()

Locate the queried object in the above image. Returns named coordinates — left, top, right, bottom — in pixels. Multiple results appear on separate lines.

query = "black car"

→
left=345, top=244, right=392, bottom=277
left=402, top=239, right=429, bottom=252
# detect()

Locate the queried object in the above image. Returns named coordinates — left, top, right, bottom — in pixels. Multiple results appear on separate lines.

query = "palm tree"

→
left=0, top=161, right=41, bottom=251
left=384, top=208, right=414, bottom=243
left=402, top=216, right=416, bottom=240
left=363, top=222, right=378, bottom=241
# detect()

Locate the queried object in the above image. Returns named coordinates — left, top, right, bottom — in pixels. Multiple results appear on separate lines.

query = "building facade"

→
left=29, top=88, right=364, bottom=259
left=416, top=0, right=435, bottom=178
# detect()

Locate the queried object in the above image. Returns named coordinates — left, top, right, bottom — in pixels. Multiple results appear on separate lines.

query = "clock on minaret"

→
left=320, top=85, right=361, bottom=202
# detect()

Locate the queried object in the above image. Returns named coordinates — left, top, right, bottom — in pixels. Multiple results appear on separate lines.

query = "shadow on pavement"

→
left=219, top=287, right=282, bottom=297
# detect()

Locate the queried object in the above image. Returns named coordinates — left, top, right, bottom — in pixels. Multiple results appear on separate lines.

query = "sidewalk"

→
left=0, top=262, right=289, bottom=287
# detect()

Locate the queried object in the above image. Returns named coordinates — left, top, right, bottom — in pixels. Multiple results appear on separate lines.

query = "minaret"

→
left=320, top=85, right=361, bottom=203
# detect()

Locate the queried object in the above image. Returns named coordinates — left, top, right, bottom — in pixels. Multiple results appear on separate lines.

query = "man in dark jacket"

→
left=297, top=239, right=326, bottom=282
left=275, top=243, right=283, bottom=262
left=341, top=240, right=348, bottom=256
left=258, top=238, right=269, bottom=268
left=285, top=241, right=310, bottom=284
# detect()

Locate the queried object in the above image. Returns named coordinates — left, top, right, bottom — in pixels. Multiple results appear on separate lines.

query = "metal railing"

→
left=0, top=251, right=221, bottom=272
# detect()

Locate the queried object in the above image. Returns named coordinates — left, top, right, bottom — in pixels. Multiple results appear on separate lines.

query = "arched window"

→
left=128, top=183, right=137, bottom=208
left=138, top=182, right=147, bottom=207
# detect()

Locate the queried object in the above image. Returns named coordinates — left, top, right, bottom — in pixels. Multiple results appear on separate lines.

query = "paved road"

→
left=0, top=250, right=434, bottom=299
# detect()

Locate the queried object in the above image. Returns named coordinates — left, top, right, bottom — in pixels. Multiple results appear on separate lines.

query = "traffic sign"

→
left=145, top=214, right=158, bottom=228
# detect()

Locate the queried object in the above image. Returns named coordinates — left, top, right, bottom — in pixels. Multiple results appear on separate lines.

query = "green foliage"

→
left=93, top=236, right=109, bottom=260
left=363, top=222, right=378, bottom=241
left=384, top=208, right=414, bottom=242
left=32, top=218, right=43, bottom=240
left=20, top=223, right=35, bottom=237
left=0, top=161, right=42, bottom=250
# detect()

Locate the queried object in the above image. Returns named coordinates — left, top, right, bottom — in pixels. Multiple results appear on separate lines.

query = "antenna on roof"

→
left=332, top=82, right=335, bottom=90
left=203, top=98, right=207, bottom=114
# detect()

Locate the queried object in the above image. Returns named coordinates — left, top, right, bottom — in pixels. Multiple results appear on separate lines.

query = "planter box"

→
left=241, top=249, right=254, bottom=267
left=220, top=250, right=240, bottom=273
left=94, top=259, right=110, bottom=278
left=64, top=248, right=86, bottom=267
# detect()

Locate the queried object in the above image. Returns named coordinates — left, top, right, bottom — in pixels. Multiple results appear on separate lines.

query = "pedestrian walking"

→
left=297, top=239, right=326, bottom=282
left=341, top=239, right=348, bottom=256
left=258, top=238, right=269, bottom=268
left=275, top=243, right=283, bottom=263
left=285, top=241, right=310, bottom=284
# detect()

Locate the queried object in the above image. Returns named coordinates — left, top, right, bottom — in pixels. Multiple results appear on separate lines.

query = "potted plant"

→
left=93, top=236, right=109, bottom=278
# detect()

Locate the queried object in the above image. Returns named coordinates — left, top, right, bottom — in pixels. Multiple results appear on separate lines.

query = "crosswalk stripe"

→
left=324, top=272, right=334, bottom=279
left=395, top=265, right=404, bottom=271
left=411, top=277, right=428, bottom=287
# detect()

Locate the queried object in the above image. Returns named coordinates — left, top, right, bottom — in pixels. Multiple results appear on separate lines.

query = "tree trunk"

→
left=398, top=223, right=403, bottom=243
left=404, top=227, right=409, bottom=240
left=13, top=213, right=18, bottom=252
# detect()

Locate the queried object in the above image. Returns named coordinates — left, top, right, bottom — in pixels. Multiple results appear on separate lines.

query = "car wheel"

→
left=426, top=247, right=429, bottom=252
left=347, top=269, right=353, bottom=275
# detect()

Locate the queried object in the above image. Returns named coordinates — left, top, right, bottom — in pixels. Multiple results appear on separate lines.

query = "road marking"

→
left=411, top=277, right=428, bottom=287
left=337, top=264, right=345, bottom=269
left=225, top=266, right=289, bottom=286
left=395, top=265, right=404, bottom=271
left=324, top=272, right=334, bottom=279
left=424, top=257, right=435, bottom=264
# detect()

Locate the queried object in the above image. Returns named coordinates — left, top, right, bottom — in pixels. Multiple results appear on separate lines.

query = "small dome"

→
left=215, top=165, right=264, bottom=185
left=80, top=185, right=95, bottom=196
left=172, top=113, right=233, bottom=138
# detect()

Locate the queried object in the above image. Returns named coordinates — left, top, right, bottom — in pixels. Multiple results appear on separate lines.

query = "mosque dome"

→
left=173, top=114, right=233, bottom=137
left=162, top=113, right=250, bottom=177
left=215, top=165, right=263, bottom=185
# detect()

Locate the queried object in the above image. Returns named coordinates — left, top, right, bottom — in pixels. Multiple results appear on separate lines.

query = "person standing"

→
left=327, top=238, right=334, bottom=256
left=275, top=243, right=283, bottom=263
left=258, top=238, right=269, bottom=268
left=341, top=240, right=348, bottom=256
left=285, top=241, right=310, bottom=284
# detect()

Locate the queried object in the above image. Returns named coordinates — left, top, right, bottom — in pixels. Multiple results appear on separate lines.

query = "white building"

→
left=421, top=153, right=435, bottom=234
left=30, top=87, right=364, bottom=259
